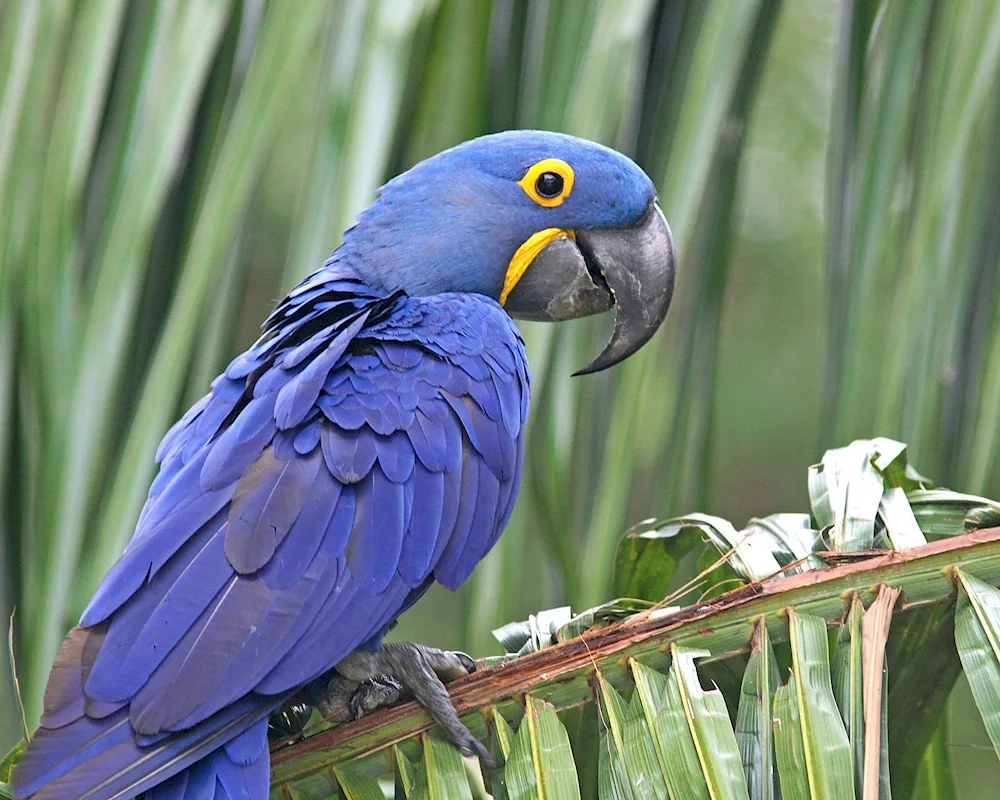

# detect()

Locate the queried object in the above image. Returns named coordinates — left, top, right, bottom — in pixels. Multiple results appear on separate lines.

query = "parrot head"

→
left=339, top=130, right=676, bottom=374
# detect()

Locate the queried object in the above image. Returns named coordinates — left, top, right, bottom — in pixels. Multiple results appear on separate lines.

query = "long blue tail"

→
left=141, top=721, right=269, bottom=800
left=12, top=701, right=275, bottom=800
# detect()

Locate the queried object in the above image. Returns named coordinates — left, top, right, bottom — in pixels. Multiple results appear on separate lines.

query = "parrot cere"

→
left=13, top=130, right=675, bottom=799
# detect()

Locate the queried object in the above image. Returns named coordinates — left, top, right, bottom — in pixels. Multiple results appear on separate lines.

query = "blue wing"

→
left=14, top=269, right=529, bottom=799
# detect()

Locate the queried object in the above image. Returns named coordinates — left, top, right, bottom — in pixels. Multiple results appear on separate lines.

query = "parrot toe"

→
left=328, top=642, right=492, bottom=765
left=349, top=676, right=404, bottom=719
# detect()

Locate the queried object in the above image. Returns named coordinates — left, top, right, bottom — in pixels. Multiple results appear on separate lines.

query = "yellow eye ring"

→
left=518, top=158, right=574, bottom=207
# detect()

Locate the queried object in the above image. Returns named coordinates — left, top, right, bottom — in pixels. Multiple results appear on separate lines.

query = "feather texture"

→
left=14, top=265, right=529, bottom=800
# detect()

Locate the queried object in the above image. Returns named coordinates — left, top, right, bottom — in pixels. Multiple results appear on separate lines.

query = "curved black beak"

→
left=504, top=201, right=676, bottom=375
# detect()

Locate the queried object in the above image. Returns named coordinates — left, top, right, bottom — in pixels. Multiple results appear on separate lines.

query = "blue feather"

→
left=273, top=312, right=370, bottom=429
left=19, top=268, right=529, bottom=799
left=398, top=463, right=444, bottom=583
left=225, top=446, right=322, bottom=574
left=200, top=394, right=278, bottom=490
left=257, top=467, right=341, bottom=590
left=85, top=515, right=229, bottom=703
left=375, top=430, right=415, bottom=483
left=346, top=464, right=405, bottom=593
left=321, top=423, right=377, bottom=483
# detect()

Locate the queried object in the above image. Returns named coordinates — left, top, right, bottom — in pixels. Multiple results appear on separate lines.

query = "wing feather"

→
left=225, top=445, right=323, bottom=574
left=21, top=285, right=529, bottom=800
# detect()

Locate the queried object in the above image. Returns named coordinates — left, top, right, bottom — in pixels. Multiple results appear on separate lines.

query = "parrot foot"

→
left=349, top=675, right=403, bottom=718
left=319, top=643, right=491, bottom=764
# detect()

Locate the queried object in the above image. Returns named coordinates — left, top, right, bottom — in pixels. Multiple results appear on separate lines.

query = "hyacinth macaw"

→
left=13, top=130, right=675, bottom=800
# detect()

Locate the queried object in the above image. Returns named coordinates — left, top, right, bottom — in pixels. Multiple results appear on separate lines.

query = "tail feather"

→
left=141, top=720, right=269, bottom=800
left=13, top=698, right=279, bottom=800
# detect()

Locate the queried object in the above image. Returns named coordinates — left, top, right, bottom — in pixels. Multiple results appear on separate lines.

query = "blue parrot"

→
left=13, top=130, right=675, bottom=799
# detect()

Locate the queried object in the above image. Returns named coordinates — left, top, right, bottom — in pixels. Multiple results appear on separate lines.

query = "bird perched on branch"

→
left=13, top=130, right=675, bottom=800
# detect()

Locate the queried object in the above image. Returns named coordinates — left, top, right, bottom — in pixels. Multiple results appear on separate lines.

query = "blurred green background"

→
left=2, top=0, right=999, bottom=796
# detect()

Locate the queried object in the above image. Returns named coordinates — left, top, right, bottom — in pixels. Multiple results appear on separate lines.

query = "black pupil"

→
left=535, top=171, right=563, bottom=198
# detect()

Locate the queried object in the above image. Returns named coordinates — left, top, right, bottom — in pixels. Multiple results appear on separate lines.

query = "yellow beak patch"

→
left=500, top=228, right=575, bottom=306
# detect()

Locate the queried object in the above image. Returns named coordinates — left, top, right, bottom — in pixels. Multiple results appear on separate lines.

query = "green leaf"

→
left=831, top=594, right=864, bottom=795
left=0, top=740, right=25, bottom=784
left=954, top=571, right=1000, bottom=760
left=886, top=600, right=962, bottom=799
left=504, top=695, right=581, bottom=800
left=488, top=709, right=517, bottom=800
left=493, top=607, right=573, bottom=655
left=556, top=599, right=655, bottom=643
left=967, top=505, right=1000, bottom=532
left=613, top=520, right=708, bottom=602
left=909, top=490, right=1000, bottom=540
left=33, top=0, right=237, bottom=716
left=787, top=609, right=856, bottom=799
left=772, top=677, right=810, bottom=800
left=909, top=724, right=957, bottom=800
left=736, top=620, right=781, bottom=800
left=809, top=441, right=885, bottom=551
left=393, top=731, right=473, bottom=800
left=808, top=439, right=930, bottom=554
left=631, top=649, right=751, bottom=800
left=332, top=765, right=384, bottom=800
left=877, top=487, right=926, bottom=550
left=595, top=669, right=668, bottom=800
left=669, top=647, right=750, bottom=800
left=631, top=657, right=710, bottom=800
left=613, top=514, right=763, bottom=605
left=78, top=2, right=332, bottom=716
left=739, top=514, right=823, bottom=574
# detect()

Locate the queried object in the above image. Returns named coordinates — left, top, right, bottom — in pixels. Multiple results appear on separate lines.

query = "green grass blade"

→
left=579, top=0, right=775, bottom=607
left=831, top=594, right=864, bottom=795
left=394, top=730, right=474, bottom=800
left=504, top=695, right=581, bottom=800
left=28, top=0, right=236, bottom=712
left=773, top=677, right=809, bottom=800
left=332, top=766, right=384, bottom=800
left=0, top=1, right=40, bottom=249
left=788, top=609, right=856, bottom=799
left=968, top=307, right=1000, bottom=494
left=27, top=0, right=128, bottom=416
left=278, top=0, right=365, bottom=291
left=82, top=3, right=330, bottom=687
left=488, top=709, right=517, bottom=800
left=595, top=669, right=667, bottom=800
left=401, top=0, right=491, bottom=165
left=908, top=489, right=1000, bottom=540
left=954, top=571, right=1000, bottom=759
left=6, top=0, right=77, bottom=635
left=809, top=442, right=881, bottom=551
left=826, top=0, right=935, bottom=444
left=281, top=0, right=438, bottom=292
left=631, top=657, right=710, bottom=800
left=669, top=647, right=750, bottom=800
left=332, top=0, right=439, bottom=239
left=736, top=620, right=781, bottom=800
left=909, top=725, right=957, bottom=800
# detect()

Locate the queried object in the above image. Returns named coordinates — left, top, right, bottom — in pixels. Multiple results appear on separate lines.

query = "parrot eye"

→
left=518, top=158, right=574, bottom=207
left=535, top=172, right=563, bottom=198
